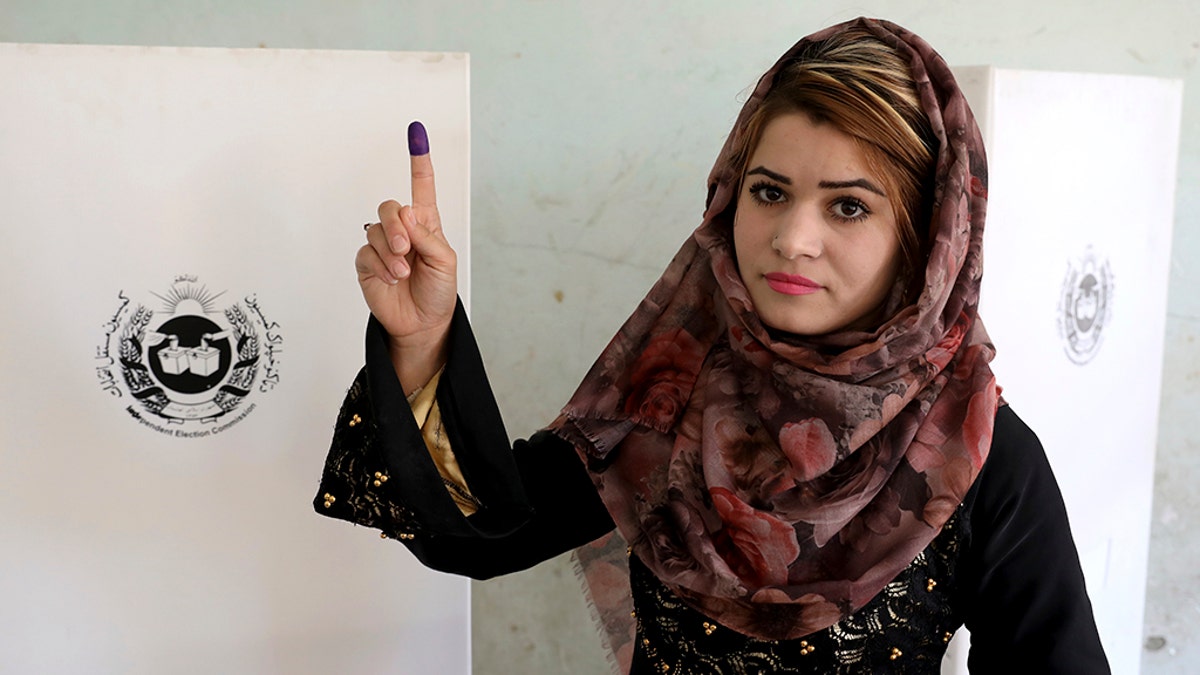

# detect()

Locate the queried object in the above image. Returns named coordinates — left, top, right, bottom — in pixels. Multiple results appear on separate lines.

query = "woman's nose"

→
left=772, top=208, right=823, bottom=260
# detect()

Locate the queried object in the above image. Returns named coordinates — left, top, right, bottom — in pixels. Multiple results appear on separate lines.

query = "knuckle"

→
left=355, top=243, right=375, bottom=262
left=354, top=249, right=373, bottom=272
left=377, top=200, right=403, bottom=221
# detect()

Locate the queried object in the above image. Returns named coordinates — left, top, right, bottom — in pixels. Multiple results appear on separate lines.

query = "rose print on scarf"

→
left=962, top=386, right=995, bottom=467
left=778, top=418, right=839, bottom=483
left=711, top=486, right=801, bottom=587
left=711, top=344, right=783, bottom=422
left=925, top=312, right=969, bottom=373
left=623, top=327, right=707, bottom=431
left=921, top=455, right=973, bottom=526
left=641, top=502, right=714, bottom=590
left=747, top=590, right=844, bottom=632
left=714, top=417, right=792, bottom=499
left=908, top=416, right=951, bottom=474
left=840, top=484, right=902, bottom=552
left=848, top=391, right=909, bottom=449
left=634, top=476, right=748, bottom=596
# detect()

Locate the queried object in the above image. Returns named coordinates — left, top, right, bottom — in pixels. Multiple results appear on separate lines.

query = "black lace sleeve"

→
left=314, top=298, right=614, bottom=579
left=960, top=405, right=1110, bottom=674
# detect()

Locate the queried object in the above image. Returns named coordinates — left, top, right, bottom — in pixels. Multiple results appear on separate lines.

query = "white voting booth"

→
left=0, top=45, right=471, bottom=674
left=940, top=68, right=1182, bottom=674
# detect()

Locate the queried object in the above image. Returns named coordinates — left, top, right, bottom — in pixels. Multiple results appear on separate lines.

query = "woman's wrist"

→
left=388, top=326, right=450, bottom=397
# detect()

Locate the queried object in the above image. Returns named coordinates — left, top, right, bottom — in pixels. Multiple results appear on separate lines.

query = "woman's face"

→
left=733, top=112, right=902, bottom=336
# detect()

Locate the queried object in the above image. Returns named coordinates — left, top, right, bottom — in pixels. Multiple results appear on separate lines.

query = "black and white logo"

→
left=96, top=275, right=282, bottom=437
left=1057, top=247, right=1113, bottom=366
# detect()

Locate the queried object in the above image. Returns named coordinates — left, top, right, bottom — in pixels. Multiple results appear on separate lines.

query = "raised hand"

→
left=357, top=121, right=458, bottom=393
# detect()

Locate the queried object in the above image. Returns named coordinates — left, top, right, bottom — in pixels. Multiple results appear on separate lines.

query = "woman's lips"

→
left=764, top=272, right=823, bottom=296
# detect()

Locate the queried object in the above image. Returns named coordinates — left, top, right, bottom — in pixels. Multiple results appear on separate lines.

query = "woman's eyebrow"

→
left=819, top=178, right=886, bottom=197
left=746, top=166, right=791, bottom=184
left=746, top=167, right=886, bottom=198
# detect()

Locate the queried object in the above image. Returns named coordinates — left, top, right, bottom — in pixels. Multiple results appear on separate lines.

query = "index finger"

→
left=408, top=121, right=437, bottom=208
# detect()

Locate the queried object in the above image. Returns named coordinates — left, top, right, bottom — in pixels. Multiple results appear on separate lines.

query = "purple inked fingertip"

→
left=407, top=121, right=429, bottom=156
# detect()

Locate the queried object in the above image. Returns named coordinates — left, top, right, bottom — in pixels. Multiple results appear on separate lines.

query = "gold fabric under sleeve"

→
left=407, top=368, right=480, bottom=516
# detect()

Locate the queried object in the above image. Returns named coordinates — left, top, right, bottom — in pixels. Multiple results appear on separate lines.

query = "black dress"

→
left=315, top=302, right=1110, bottom=674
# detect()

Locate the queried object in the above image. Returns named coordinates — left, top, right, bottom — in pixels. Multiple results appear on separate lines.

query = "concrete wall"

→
left=3, top=1, right=1195, bottom=672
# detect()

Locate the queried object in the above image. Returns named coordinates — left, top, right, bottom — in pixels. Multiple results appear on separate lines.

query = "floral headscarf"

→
left=551, top=16, right=999, bottom=669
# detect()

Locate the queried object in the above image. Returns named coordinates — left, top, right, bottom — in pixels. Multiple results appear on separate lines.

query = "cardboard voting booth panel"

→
left=942, top=67, right=1181, bottom=675
left=0, top=44, right=471, bottom=674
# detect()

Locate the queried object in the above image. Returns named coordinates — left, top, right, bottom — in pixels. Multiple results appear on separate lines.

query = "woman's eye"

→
left=750, top=184, right=786, bottom=204
left=832, top=198, right=869, bottom=220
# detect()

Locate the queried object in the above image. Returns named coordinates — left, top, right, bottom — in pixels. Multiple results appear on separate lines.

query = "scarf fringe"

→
left=572, top=531, right=635, bottom=675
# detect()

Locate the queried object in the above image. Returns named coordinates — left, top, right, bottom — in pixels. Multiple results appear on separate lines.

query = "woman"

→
left=317, top=17, right=1109, bottom=674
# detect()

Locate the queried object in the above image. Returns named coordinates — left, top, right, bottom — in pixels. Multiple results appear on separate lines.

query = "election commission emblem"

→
left=1057, top=247, right=1113, bottom=366
left=96, top=276, right=282, bottom=438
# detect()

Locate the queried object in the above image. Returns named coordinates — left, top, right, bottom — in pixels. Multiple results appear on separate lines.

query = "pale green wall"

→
left=4, top=1, right=1197, bottom=673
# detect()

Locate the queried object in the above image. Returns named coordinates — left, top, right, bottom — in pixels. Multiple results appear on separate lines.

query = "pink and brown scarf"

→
left=551, top=16, right=999, bottom=668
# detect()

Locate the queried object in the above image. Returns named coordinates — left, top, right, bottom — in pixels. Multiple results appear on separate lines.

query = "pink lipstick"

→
left=764, top=272, right=822, bottom=296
